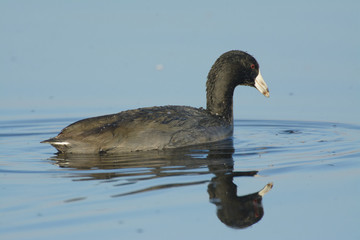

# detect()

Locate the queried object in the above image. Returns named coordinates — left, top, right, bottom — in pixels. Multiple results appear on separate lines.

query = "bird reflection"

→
left=208, top=170, right=273, bottom=229
left=49, top=139, right=273, bottom=229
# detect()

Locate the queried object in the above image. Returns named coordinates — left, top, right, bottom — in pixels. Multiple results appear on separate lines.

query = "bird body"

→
left=43, top=106, right=233, bottom=153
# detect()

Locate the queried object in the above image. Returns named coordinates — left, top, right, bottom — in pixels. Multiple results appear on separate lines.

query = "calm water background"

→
left=1, top=1, right=360, bottom=239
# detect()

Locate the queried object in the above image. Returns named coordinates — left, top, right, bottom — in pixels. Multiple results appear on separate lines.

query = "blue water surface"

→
left=1, top=117, right=360, bottom=239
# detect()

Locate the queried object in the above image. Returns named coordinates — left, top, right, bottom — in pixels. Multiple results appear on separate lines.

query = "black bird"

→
left=41, top=50, right=269, bottom=154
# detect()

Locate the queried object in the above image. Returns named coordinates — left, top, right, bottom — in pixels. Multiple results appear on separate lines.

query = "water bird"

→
left=41, top=50, right=270, bottom=154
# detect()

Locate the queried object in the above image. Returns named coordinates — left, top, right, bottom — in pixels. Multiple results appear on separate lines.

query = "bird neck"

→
left=206, top=72, right=237, bottom=124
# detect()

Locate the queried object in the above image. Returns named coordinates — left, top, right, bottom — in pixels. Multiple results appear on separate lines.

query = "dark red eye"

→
left=251, top=64, right=255, bottom=69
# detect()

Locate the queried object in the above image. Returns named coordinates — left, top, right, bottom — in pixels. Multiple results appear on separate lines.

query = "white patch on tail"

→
left=51, top=141, right=70, bottom=145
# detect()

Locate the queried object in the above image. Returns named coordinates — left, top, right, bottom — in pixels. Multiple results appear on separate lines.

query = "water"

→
left=1, top=1, right=359, bottom=239
left=1, top=117, right=359, bottom=239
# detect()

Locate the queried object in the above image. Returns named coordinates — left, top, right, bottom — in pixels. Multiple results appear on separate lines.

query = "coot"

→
left=42, top=50, right=269, bottom=153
